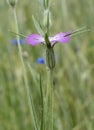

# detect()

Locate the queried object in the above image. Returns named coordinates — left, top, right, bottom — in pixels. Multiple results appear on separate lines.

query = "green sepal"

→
left=46, top=47, right=55, bottom=70
left=45, top=33, right=51, bottom=48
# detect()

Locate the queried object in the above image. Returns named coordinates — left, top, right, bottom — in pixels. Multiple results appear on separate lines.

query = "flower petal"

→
left=49, top=37, right=57, bottom=45
left=26, top=34, right=44, bottom=46
left=50, top=32, right=72, bottom=45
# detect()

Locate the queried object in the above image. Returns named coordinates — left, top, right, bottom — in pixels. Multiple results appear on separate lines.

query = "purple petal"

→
left=49, top=37, right=57, bottom=45
left=50, top=32, right=72, bottom=45
left=26, top=34, right=44, bottom=46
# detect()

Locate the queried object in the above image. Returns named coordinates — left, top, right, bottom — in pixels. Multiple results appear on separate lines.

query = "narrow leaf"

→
left=32, top=15, right=44, bottom=36
left=8, top=30, right=27, bottom=38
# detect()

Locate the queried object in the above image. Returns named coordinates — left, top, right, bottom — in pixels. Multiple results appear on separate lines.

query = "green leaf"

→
left=8, top=30, right=27, bottom=38
left=32, top=15, right=44, bottom=36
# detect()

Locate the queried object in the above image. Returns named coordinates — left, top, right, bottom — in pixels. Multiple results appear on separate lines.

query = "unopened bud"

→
left=46, top=47, right=55, bottom=69
left=7, top=0, right=18, bottom=8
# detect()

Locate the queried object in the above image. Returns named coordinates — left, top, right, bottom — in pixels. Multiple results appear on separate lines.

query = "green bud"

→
left=7, top=0, right=18, bottom=8
left=46, top=47, right=55, bottom=69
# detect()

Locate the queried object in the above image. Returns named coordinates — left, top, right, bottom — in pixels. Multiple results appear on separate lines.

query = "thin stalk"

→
left=39, top=74, right=45, bottom=130
left=49, top=69, right=54, bottom=130
left=26, top=61, right=40, bottom=129
left=47, top=11, right=49, bottom=35
left=46, top=68, right=54, bottom=130
left=44, top=67, right=49, bottom=130
left=12, top=7, right=38, bottom=130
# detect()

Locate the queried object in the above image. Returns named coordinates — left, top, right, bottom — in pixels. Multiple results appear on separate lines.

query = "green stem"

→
left=50, top=69, right=54, bottom=130
left=46, top=68, right=54, bottom=130
left=12, top=7, right=38, bottom=130
left=44, top=67, right=49, bottom=130
left=39, top=74, right=45, bottom=130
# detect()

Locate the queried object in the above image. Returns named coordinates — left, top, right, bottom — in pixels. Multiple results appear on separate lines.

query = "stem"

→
left=12, top=7, right=38, bottom=130
left=46, top=68, right=54, bottom=130
left=50, top=69, right=54, bottom=130
left=39, top=74, right=45, bottom=130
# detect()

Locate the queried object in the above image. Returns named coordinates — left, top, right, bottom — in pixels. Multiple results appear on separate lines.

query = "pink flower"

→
left=26, top=32, right=72, bottom=46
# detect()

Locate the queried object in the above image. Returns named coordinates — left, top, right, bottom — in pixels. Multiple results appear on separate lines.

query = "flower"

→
left=26, top=31, right=72, bottom=69
left=37, top=57, right=45, bottom=64
left=26, top=32, right=72, bottom=46
left=12, top=38, right=25, bottom=45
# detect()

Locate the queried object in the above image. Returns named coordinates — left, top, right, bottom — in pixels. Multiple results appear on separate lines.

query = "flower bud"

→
left=46, top=47, right=55, bottom=69
left=7, top=0, right=18, bottom=8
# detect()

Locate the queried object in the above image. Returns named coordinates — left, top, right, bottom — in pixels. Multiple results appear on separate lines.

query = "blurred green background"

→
left=0, top=0, right=94, bottom=130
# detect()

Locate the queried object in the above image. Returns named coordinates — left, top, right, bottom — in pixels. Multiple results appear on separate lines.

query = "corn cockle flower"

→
left=26, top=32, right=72, bottom=69
left=26, top=32, right=72, bottom=47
